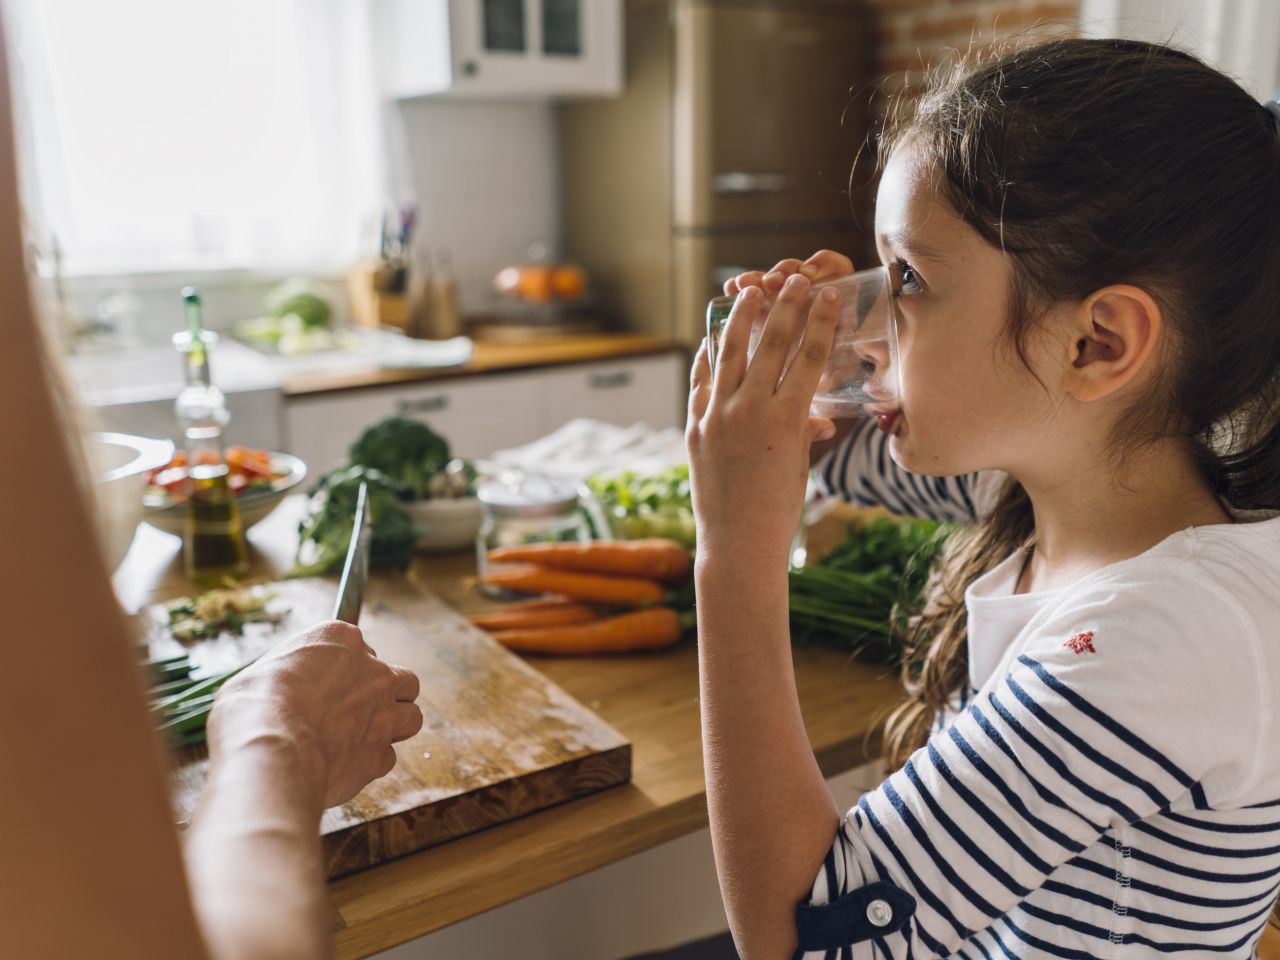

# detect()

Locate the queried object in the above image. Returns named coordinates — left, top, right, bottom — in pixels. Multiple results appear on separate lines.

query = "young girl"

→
left=686, top=37, right=1280, bottom=959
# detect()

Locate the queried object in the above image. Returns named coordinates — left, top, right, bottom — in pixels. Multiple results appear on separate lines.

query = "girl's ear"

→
left=1064, top=285, right=1163, bottom=402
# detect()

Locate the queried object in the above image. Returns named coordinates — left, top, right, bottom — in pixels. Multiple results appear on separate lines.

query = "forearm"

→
left=184, top=738, right=330, bottom=960
left=696, top=556, right=841, bottom=960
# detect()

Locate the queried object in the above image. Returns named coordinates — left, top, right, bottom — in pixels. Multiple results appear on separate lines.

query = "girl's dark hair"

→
left=878, top=36, right=1280, bottom=768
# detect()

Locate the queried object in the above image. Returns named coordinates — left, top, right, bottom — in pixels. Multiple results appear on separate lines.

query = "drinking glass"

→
left=705, top=266, right=902, bottom=419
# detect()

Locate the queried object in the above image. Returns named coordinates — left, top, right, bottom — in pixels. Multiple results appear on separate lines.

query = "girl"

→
left=687, top=37, right=1280, bottom=959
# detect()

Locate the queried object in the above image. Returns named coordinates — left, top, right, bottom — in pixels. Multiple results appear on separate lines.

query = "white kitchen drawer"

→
left=542, top=353, right=685, bottom=433
left=284, top=371, right=546, bottom=475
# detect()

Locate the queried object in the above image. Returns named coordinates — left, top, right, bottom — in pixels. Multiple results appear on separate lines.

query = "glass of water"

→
left=706, top=266, right=902, bottom=419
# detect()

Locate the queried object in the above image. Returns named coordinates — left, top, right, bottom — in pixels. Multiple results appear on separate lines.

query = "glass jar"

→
left=476, top=471, right=592, bottom=595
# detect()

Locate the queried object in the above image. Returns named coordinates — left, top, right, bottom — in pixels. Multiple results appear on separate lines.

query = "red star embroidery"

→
left=1064, top=631, right=1096, bottom=654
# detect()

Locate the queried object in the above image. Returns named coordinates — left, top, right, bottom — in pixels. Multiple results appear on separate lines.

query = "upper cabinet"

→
left=376, top=0, right=623, bottom=100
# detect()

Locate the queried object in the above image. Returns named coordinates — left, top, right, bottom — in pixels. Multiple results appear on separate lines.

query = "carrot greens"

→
left=788, top=516, right=953, bottom=664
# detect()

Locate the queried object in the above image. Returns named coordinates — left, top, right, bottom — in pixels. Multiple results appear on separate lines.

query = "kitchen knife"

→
left=333, top=481, right=372, bottom=624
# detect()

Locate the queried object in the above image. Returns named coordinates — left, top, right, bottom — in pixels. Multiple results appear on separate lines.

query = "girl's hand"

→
left=206, top=620, right=423, bottom=810
left=687, top=274, right=841, bottom=566
left=722, top=249, right=854, bottom=298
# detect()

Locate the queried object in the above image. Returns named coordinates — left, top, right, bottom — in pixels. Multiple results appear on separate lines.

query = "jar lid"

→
left=477, top=472, right=581, bottom=518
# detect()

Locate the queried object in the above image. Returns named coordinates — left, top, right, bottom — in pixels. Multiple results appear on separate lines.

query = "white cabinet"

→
left=285, top=370, right=546, bottom=475
left=376, top=0, right=623, bottom=100
left=283, top=351, right=685, bottom=475
left=542, top=354, right=684, bottom=433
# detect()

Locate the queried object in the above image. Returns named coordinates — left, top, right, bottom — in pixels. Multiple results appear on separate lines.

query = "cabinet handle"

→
left=712, top=172, right=794, bottom=195
left=589, top=371, right=633, bottom=390
left=397, top=395, right=450, bottom=415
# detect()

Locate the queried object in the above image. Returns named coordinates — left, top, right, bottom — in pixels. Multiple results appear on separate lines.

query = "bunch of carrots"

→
left=471, top=539, right=696, bottom=656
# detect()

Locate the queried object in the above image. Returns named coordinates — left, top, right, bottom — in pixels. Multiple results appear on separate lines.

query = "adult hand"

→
left=687, top=272, right=841, bottom=567
left=721, top=249, right=854, bottom=298
left=206, top=620, right=422, bottom=810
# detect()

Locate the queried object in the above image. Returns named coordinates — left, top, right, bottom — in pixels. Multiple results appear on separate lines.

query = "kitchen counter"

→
left=282, top=333, right=684, bottom=396
left=114, top=501, right=902, bottom=959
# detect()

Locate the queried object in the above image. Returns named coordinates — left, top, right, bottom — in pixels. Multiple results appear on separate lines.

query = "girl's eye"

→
left=893, top=258, right=923, bottom=296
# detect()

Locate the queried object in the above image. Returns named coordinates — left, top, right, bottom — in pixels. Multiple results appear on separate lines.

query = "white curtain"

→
left=6, top=0, right=386, bottom=275
left=1080, top=0, right=1280, bottom=100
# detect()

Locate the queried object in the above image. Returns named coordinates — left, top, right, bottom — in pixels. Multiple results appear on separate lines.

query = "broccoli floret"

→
left=289, top=465, right=418, bottom=577
left=348, top=416, right=450, bottom=500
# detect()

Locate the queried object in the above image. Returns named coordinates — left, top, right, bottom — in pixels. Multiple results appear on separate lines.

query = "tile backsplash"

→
left=397, top=99, right=562, bottom=318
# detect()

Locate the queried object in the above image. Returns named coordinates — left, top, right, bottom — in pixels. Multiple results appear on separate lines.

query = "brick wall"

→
left=868, top=0, right=1080, bottom=83
left=842, top=0, right=1079, bottom=261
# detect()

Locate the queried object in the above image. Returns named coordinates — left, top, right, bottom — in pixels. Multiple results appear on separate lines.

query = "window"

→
left=9, top=0, right=384, bottom=276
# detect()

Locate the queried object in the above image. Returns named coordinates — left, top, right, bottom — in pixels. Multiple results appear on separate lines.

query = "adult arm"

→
left=0, top=17, right=420, bottom=956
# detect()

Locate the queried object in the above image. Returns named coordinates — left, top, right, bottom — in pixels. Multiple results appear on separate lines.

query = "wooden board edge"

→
left=322, top=741, right=633, bottom=879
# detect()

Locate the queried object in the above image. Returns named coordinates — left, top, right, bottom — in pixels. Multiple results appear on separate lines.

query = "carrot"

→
left=478, top=564, right=665, bottom=605
left=470, top=600, right=599, bottom=631
left=486, top=539, right=693, bottom=584
left=491, top=607, right=683, bottom=655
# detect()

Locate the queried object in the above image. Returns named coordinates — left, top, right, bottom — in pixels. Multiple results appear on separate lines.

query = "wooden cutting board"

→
left=140, top=575, right=632, bottom=879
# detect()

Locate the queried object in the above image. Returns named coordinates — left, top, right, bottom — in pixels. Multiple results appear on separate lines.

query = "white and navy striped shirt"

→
left=803, top=419, right=1280, bottom=958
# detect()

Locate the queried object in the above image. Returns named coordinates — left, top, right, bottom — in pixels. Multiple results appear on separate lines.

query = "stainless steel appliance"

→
left=560, top=0, right=873, bottom=345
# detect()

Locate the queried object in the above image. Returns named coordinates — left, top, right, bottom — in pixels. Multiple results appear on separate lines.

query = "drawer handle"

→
left=397, top=395, right=450, bottom=415
left=589, top=371, right=633, bottom=390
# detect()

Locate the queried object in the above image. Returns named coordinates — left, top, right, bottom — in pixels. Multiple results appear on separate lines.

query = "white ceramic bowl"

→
left=408, top=496, right=484, bottom=553
left=91, top=432, right=176, bottom=569
left=141, top=452, right=308, bottom=537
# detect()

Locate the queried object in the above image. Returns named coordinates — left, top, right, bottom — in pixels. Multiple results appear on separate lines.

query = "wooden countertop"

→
left=114, top=501, right=903, bottom=959
left=283, top=333, right=685, bottom=397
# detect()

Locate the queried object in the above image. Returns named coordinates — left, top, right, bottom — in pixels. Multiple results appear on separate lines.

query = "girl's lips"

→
left=864, top=404, right=902, bottom=435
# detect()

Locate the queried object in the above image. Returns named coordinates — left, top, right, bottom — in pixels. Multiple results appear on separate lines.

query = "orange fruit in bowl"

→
left=551, top=265, right=586, bottom=300
left=516, top=267, right=555, bottom=303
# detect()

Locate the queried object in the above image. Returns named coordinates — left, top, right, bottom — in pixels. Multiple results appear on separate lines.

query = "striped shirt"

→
left=802, top=419, right=1280, bottom=958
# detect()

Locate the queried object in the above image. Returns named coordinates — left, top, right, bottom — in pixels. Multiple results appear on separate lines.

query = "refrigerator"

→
left=560, top=0, right=874, bottom=346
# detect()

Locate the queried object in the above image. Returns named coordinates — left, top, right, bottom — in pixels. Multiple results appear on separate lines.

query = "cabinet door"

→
left=284, top=372, right=547, bottom=474
left=542, top=353, right=686, bottom=433
left=447, top=0, right=622, bottom=97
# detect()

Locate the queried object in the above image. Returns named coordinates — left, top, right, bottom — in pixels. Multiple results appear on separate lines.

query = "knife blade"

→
left=333, top=481, right=372, bottom=624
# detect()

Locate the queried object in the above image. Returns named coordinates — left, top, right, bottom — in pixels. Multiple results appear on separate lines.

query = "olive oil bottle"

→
left=173, top=288, right=248, bottom=584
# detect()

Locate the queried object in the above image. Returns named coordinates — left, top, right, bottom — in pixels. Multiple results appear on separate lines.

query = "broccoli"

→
left=348, top=416, right=451, bottom=501
left=289, top=464, right=418, bottom=578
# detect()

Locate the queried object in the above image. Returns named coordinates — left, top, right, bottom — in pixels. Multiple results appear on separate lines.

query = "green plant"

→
left=290, top=464, right=418, bottom=577
left=788, top=516, right=953, bottom=664
left=348, top=416, right=451, bottom=501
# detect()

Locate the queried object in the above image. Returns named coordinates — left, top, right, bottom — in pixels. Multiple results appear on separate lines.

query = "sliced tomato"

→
left=227, top=446, right=275, bottom=478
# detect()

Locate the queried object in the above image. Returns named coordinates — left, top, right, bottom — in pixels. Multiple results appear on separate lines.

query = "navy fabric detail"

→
left=859, top=797, right=974, bottom=944
left=882, top=777, right=1004, bottom=919
left=1162, top=810, right=1280, bottom=833
left=966, top=703, right=1109, bottom=834
left=795, top=881, right=916, bottom=952
left=1067, top=853, right=1280, bottom=908
left=905, top=756, right=1031, bottom=897
left=1132, top=820, right=1280, bottom=858
left=936, top=734, right=1079, bottom=864
left=1016, top=655, right=1197, bottom=789
left=987, top=689, right=1140, bottom=823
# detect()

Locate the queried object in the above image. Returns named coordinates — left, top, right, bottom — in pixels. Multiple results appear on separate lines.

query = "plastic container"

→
left=476, top=472, right=593, bottom=595
left=706, top=266, right=902, bottom=418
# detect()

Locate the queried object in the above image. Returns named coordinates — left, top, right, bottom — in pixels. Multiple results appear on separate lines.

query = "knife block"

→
left=349, top=259, right=413, bottom=335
